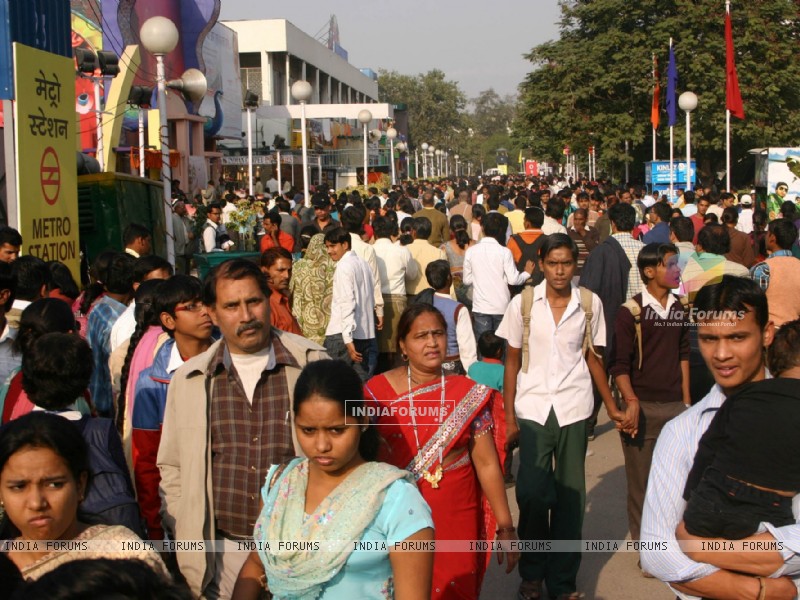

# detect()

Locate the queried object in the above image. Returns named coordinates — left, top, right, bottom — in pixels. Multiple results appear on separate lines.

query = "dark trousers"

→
left=323, top=334, right=376, bottom=382
left=517, top=410, right=587, bottom=595
left=620, top=401, right=687, bottom=540
left=472, top=313, right=504, bottom=358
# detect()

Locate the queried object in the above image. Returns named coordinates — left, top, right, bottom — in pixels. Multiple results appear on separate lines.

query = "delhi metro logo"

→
left=40, top=146, right=60, bottom=206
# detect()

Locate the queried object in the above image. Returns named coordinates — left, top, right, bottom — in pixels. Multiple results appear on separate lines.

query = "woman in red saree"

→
left=365, top=303, right=519, bottom=600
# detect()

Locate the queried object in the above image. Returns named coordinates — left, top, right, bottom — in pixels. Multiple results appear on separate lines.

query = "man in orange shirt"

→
left=260, top=247, right=302, bottom=335
left=259, top=212, right=295, bottom=254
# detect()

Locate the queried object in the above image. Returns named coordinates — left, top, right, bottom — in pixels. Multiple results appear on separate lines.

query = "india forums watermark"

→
left=345, top=399, right=456, bottom=426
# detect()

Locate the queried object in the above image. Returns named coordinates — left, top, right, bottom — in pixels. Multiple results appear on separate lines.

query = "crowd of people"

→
left=0, top=171, right=799, bottom=600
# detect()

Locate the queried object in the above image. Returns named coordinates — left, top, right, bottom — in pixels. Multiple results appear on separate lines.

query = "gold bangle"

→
left=757, top=576, right=766, bottom=600
left=496, top=526, right=516, bottom=535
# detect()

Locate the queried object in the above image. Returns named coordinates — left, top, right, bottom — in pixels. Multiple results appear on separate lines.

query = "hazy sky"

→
left=218, top=0, right=562, bottom=100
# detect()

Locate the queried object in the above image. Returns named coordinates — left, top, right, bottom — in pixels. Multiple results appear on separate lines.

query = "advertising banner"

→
left=13, top=43, right=80, bottom=279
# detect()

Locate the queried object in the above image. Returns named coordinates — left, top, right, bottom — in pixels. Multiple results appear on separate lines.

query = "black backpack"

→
left=509, top=234, right=547, bottom=295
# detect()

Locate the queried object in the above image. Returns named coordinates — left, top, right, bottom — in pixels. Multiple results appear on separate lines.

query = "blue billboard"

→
left=645, top=160, right=697, bottom=186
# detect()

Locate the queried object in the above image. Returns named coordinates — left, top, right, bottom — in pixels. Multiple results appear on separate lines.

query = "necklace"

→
left=407, top=366, right=446, bottom=489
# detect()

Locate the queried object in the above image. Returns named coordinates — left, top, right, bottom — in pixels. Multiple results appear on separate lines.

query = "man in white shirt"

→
left=340, top=205, right=384, bottom=330
left=640, top=276, right=800, bottom=600
left=323, top=227, right=380, bottom=381
left=497, top=234, right=626, bottom=600
left=202, top=203, right=224, bottom=252
left=736, top=194, right=754, bottom=234
left=372, top=216, right=418, bottom=370
left=463, top=212, right=533, bottom=343
left=542, top=197, right=568, bottom=235
left=266, top=173, right=279, bottom=195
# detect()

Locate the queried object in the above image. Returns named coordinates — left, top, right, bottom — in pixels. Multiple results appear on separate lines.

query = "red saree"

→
left=364, top=374, right=507, bottom=600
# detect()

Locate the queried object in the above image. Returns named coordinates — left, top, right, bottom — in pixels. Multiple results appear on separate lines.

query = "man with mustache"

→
left=157, top=259, right=327, bottom=598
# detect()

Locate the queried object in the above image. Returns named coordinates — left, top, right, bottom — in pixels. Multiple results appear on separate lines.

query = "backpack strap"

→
left=579, top=287, right=601, bottom=359
left=622, top=298, right=643, bottom=370
left=520, top=285, right=535, bottom=374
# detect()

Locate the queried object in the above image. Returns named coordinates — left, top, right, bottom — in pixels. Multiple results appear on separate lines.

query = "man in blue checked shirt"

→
left=640, top=276, right=799, bottom=599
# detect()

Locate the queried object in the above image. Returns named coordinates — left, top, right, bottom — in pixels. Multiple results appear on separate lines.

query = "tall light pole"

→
left=140, top=16, right=180, bottom=267
left=421, top=143, right=429, bottom=178
left=291, top=80, right=312, bottom=207
left=454, top=154, right=459, bottom=177
left=244, top=91, right=259, bottom=196
left=386, top=126, right=397, bottom=185
left=414, top=147, right=419, bottom=180
left=429, top=145, right=435, bottom=178
left=435, top=149, right=441, bottom=177
left=679, top=91, right=698, bottom=192
left=358, top=109, right=372, bottom=189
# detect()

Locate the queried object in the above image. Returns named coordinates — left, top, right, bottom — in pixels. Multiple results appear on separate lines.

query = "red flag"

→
left=651, top=55, right=661, bottom=129
left=725, top=11, right=745, bottom=119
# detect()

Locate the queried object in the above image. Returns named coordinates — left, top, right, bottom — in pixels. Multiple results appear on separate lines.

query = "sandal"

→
left=518, top=580, right=543, bottom=600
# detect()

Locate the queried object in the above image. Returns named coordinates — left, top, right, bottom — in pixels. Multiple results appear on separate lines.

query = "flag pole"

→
left=725, top=0, right=732, bottom=192
left=669, top=38, right=674, bottom=202
left=652, top=53, right=657, bottom=162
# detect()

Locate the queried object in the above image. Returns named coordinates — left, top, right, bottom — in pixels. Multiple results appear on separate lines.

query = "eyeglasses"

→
left=778, top=187, right=788, bottom=192
left=174, top=301, right=206, bottom=313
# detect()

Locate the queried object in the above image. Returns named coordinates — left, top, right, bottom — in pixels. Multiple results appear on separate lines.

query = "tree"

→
left=515, top=0, right=800, bottom=184
left=378, top=69, right=467, bottom=152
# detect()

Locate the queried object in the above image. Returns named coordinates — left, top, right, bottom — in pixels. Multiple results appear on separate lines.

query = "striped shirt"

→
left=640, top=383, right=800, bottom=599
left=87, top=295, right=127, bottom=417
left=750, top=249, right=794, bottom=291
left=611, top=232, right=645, bottom=300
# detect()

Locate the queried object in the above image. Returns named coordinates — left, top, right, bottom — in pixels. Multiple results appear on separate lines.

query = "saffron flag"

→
left=725, top=11, right=745, bottom=119
left=666, top=44, right=678, bottom=127
left=651, top=55, right=661, bottom=130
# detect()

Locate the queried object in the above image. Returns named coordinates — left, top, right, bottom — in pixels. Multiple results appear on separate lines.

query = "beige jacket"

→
left=156, top=331, right=327, bottom=596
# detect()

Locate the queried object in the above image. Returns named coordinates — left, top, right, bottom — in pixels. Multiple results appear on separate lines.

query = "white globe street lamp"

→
left=421, top=142, right=429, bottom=179
left=435, top=149, right=442, bottom=178
left=291, top=80, right=313, bottom=207
left=358, top=109, right=372, bottom=189
left=454, top=154, right=460, bottom=177
left=140, top=16, right=180, bottom=266
left=678, top=91, right=698, bottom=192
left=386, top=127, right=398, bottom=185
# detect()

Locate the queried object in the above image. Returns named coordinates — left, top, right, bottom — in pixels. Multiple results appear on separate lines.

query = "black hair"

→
left=0, top=226, right=22, bottom=248
left=449, top=215, right=470, bottom=250
left=322, top=226, right=352, bottom=247
left=203, top=258, right=271, bottom=306
left=609, top=203, right=636, bottom=232
left=780, top=200, right=798, bottom=219
left=47, top=262, right=80, bottom=300
left=767, top=218, right=798, bottom=250
left=0, top=261, right=16, bottom=312
left=122, top=223, right=151, bottom=247
left=412, top=217, right=432, bottom=240
left=116, top=279, right=165, bottom=433
left=694, top=275, right=768, bottom=329
left=299, top=225, right=317, bottom=251
left=155, top=275, right=204, bottom=321
left=539, top=232, right=578, bottom=261
left=767, top=319, right=800, bottom=376
left=471, top=204, right=486, bottom=222
left=545, top=197, right=566, bottom=220
left=260, top=246, right=292, bottom=268
left=524, top=207, right=545, bottom=229
left=396, top=303, right=447, bottom=354
left=399, top=218, right=414, bottom=246
left=651, top=202, right=672, bottom=224
left=341, top=204, right=367, bottom=234
left=704, top=213, right=719, bottom=225
left=683, top=190, right=696, bottom=204
left=0, top=412, right=89, bottom=539
left=11, top=256, right=51, bottom=302
left=104, top=253, right=136, bottom=295
left=425, top=260, right=452, bottom=291
left=292, top=360, right=379, bottom=461
left=669, top=216, right=695, bottom=243
left=514, top=195, right=527, bottom=210
left=13, top=298, right=77, bottom=355
left=79, top=251, right=115, bottom=315
left=22, top=333, right=92, bottom=411
left=372, top=216, right=396, bottom=239
left=478, top=331, right=504, bottom=360
left=132, top=255, right=173, bottom=284
left=697, top=224, right=730, bottom=255
left=12, top=557, right=192, bottom=600
left=264, top=211, right=282, bottom=227
left=482, top=212, right=508, bottom=244
left=637, top=242, right=678, bottom=284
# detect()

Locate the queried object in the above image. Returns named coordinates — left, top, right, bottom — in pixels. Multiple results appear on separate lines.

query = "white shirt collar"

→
left=167, top=343, right=185, bottom=374
left=32, top=404, right=83, bottom=421
left=0, top=323, right=16, bottom=344
left=11, top=299, right=31, bottom=312
left=640, top=287, right=676, bottom=317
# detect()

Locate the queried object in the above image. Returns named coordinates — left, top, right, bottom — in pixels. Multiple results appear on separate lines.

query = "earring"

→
left=401, top=353, right=408, bottom=362
left=361, top=426, right=368, bottom=432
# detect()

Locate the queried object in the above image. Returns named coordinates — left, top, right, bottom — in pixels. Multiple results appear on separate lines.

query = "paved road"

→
left=480, top=412, right=676, bottom=599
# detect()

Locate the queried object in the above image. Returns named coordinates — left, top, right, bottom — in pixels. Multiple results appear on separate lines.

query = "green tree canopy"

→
left=515, top=0, right=800, bottom=184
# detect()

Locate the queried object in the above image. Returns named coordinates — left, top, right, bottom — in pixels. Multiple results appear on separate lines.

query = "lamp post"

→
left=244, top=91, right=259, bottom=196
left=386, top=127, right=397, bottom=185
left=435, top=149, right=442, bottom=178
left=429, top=145, right=435, bottom=178
left=140, top=16, right=180, bottom=267
left=421, top=143, right=429, bottom=178
left=454, top=154, right=459, bottom=177
left=395, top=142, right=406, bottom=181
left=678, top=91, right=698, bottom=192
left=358, top=109, right=372, bottom=189
left=291, top=80, right=312, bottom=207
left=414, top=147, right=419, bottom=180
